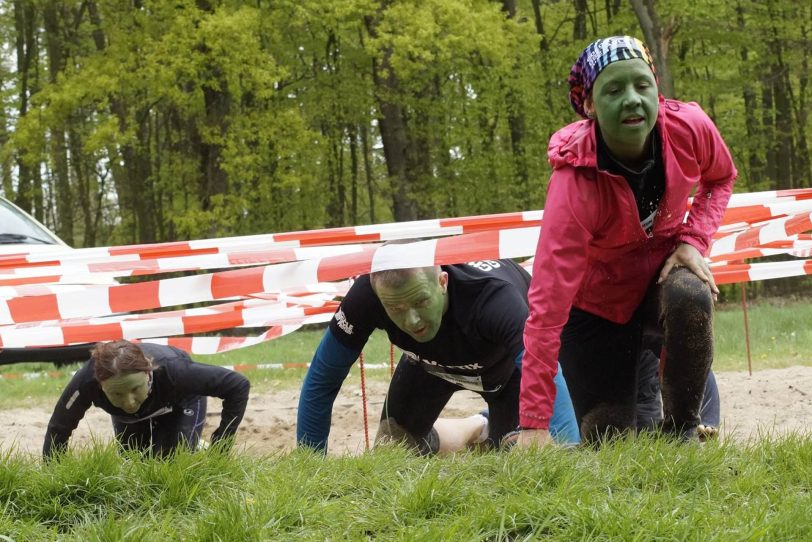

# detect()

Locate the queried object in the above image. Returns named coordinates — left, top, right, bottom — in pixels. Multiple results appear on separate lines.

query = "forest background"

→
left=1, top=0, right=810, bottom=298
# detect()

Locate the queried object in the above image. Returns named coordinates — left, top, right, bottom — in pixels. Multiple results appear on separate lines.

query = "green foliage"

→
left=2, top=0, right=807, bottom=245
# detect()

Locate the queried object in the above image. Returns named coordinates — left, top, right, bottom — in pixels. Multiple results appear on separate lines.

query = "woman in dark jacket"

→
left=44, top=340, right=250, bottom=459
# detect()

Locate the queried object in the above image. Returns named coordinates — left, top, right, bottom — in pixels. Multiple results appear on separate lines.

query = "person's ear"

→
left=584, top=96, right=595, bottom=119
left=438, top=271, right=449, bottom=293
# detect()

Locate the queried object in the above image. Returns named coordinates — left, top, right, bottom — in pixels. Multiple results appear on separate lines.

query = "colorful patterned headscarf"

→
left=568, top=36, right=657, bottom=118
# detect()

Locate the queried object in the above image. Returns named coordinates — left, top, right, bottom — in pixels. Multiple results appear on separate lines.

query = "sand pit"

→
left=2, top=366, right=810, bottom=457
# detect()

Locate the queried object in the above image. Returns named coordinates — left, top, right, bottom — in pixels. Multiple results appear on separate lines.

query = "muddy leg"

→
left=580, top=402, right=636, bottom=445
left=659, top=267, right=714, bottom=439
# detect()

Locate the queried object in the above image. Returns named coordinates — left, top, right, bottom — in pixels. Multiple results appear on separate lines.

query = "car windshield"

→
left=0, top=199, right=58, bottom=245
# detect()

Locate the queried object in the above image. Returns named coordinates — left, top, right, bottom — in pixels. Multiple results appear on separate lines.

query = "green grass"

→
left=714, top=300, right=812, bottom=371
left=1, top=435, right=810, bottom=540
left=1, top=300, right=809, bottom=408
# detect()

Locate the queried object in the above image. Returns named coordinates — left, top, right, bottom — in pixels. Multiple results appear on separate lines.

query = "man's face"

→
left=588, top=58, right=659, bottom=163
left=375, top=270, right=448, bottom=343
left=101, top=372, right=150, bottom=414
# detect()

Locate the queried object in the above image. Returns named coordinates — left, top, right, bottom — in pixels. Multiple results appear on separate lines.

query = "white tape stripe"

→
left=1, top=325, right=65, bottom=348
left=371, top=239, right=438, bottom=272
left=121, top=317, right=185, bottom=341
left=761, top=216, right=792, bottom=246
left=356, top=218, right=441, bottom=236
left=263, top=259, right=321, bottom=292
left=522, top=210, right=544, bottom=222
left=158, top=273, right=214, bottom=306
left=709, top=234, right=736, bottom=257
left=747, top=260, right=807, bottom=282
left=498, top=227, right=540, bottom=259
left=56, top=286, right=112, bottom=319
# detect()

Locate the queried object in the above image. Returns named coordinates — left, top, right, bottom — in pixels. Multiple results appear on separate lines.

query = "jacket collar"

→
left=548, top=95, right=667, bottom=171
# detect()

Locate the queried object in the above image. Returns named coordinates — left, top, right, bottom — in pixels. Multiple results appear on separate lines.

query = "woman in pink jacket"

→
left=516, top=36, right=736, bottom=447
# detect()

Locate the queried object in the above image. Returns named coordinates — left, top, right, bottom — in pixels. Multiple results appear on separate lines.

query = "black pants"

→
left=559, top=267, right=714, bottom=443
left=376, top=355, right=520, bottom=454
left=112, top=396, right=207, bottom=457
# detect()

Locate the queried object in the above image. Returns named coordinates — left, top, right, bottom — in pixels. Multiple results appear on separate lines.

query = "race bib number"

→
left=467, top=260, right=502, bottom=272
left=423, top=367, right=485, bottom=391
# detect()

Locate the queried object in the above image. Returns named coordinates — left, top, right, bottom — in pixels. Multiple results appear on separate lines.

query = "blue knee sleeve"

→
left=548, top=364, right=580, bottom=445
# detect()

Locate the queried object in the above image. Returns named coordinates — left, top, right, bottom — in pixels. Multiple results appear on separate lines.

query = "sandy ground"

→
left=2, top=366, right=810, bottom=457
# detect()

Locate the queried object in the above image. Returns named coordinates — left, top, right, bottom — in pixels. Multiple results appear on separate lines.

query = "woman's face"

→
left=588, top=58, right=659, bottom=164
left=101, top=372, right=150, bottom=414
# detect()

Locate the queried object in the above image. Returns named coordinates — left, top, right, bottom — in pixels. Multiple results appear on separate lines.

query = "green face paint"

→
left=375, top=270, right=449, bottom=343
left=100, top=372, right=150, bottom=414
left=590, top=58, right=659, bottom=165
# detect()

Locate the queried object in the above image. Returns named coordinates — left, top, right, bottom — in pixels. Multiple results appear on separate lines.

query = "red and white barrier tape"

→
left=1, top=189, right=809, bottom=272
left=0, top=189, right=809, bottom=354
left=709, top=212, right=812, bottom=257
left=0, top=299, right=337, bottom=348
left=0, top=244, right=376, bottom=285
left=714, top=258, right=812, bottom=285
left=0, top=228, right=542, bottom=326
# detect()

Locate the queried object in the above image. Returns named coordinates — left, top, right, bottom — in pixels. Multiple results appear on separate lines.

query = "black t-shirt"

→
left=596, top=125, right=665, bottom=235
left=43, top=343, right=250, bottom=458
left=328, top=259, right=531, bottom=393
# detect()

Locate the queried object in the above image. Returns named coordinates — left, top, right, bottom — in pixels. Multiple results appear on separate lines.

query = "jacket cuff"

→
left=677, top=233, right=709, bottom=257
left=519, top=412, right=550, bottom=430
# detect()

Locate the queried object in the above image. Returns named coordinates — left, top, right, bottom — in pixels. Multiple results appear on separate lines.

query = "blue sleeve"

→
left=296, top=328, right=362, bottom=452
left=514, top=350, right=580, bottom=445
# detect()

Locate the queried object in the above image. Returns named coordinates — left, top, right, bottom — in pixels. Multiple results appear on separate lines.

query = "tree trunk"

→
left=405, top=102, right=433, bottom=219
left=348, top=124, right=359, bottom=225
left=43, top=0, right=74, bottom=244
left=376, top=82, right=416, bottom=222
left=360, top=122, right=376, bottom=223
left=793, top=6, right=811, bottom=188
left=196, top=1, right=231, bottom=218
left=323, top=121, right=346, bottom=228
left=87, top=0, right=155, bottom=242
left=68, top=126, right=95, bottom=247
left=605, top=0, right=622, bottom=23
left=761, top=76, right=778, bottom=187
left=630, top=0, right=677, bottom=98
left=199, top=78, right=231, bottom=210
left=573, top=0, right=588, bottom=41
left=0, top=73, right=12, bottom=198
left=771, top=62, right=793, bottom=189
left=764, top=2, right=793, bottom=189
left=366, top=5, right=418, bottom=221
left=529, top=0, right=548, bottom=53
left=13, top=0, right=38, bottom=213
left=736, top=4, right=763, bottom=190
left=498, top=0, right=528, bottom=190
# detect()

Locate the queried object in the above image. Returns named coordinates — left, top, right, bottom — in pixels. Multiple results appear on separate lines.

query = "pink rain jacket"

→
left=520, top=98, right=737, bottom=429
